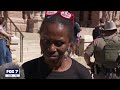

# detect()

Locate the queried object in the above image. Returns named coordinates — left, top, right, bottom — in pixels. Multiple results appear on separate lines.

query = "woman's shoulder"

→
left=22, top=56, right=44, bottom=69
left=72, top=58, right=87, bottom=69
left=71, top=58, right=92, bottom=79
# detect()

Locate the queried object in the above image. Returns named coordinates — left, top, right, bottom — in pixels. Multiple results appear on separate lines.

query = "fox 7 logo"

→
left=5, top=69, right=19, bottom=74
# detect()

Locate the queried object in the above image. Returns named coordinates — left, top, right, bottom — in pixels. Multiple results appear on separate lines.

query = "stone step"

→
left=12, top=45, right=41, bottom=51
left=10, top=35, right=20, bottom=45
left=12, top=53, right=42, bottom=62
left=10, top=32, right=40, bottom=63
left=22, top=32, right=40, bottom=40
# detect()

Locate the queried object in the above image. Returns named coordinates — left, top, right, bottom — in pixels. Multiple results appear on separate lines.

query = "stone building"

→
left=70, top=11, right=120, bottom=27
left=0, top=11, right=44, bottom=33
left=0, top=11, right=120, bottom=32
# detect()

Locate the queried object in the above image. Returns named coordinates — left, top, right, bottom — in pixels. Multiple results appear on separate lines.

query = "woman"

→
left=22, top=11, right=92, bottom=79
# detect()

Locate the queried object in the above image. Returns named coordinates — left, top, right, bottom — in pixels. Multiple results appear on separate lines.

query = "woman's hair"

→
left=39, top=13, right=74, bottom=42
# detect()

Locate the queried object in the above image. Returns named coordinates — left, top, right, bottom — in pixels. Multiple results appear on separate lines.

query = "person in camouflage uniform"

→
left=84, top=21, right=120, bottom=79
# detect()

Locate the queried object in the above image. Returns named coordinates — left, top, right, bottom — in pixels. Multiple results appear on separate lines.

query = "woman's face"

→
left=40, top=23, right=71, bottom=67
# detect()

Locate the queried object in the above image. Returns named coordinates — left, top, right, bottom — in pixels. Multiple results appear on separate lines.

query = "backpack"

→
left=103, top=38, right=120, bottom=68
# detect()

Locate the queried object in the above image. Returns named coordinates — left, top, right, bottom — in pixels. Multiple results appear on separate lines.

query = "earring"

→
left=66, top=46, right=71, bottom=57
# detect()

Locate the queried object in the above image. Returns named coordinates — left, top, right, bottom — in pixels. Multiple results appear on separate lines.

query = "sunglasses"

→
left=45, top=11, right=74, bottom=27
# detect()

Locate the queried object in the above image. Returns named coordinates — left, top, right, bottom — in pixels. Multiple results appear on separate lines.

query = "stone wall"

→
left=7, top=11, right=44, bottom=32
left=8, top=11, right=23, bottom=18
left=7, top=11, right=27, bottom=32
left=6, top=11, right=120, bottom=32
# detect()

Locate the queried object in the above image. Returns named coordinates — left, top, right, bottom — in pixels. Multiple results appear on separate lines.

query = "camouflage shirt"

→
left=85, top=32, right=120, bottom=64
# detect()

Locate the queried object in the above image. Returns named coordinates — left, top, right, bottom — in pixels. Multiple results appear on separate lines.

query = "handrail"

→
left=6, top=17, right=24, bottom=62
left=7, top=17, right=24, bottom=38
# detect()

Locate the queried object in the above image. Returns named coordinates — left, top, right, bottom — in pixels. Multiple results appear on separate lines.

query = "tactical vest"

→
left=103, top=38, right=120, bottom=68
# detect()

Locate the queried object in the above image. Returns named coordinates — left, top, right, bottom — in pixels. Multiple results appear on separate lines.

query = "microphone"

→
left=0, top=63, right=25, bottom=79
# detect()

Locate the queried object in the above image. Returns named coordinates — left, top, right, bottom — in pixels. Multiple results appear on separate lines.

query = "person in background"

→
left=22, top=11, right=92, bottom=79
left=70, top=17, right=81, bottom=58
left=84, top=21, right=120, bottom=79
left=0, top=17, right=13, bottom=66
left=92, top=18, right=105, bottom=40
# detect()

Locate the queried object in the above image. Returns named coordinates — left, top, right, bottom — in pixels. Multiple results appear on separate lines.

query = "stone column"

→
left=101, top=11, right=107, bottom=20
left=83, top=11, right=90, bottom=27
left=33, top=11, right=43, bottom=33
left=91, top=11, right=99, bottom=27
left=70, top=11, right=80, bottom=23
left=99, top=11, right=103, bottom=19
left=0, top=11, right=2, bottom=17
